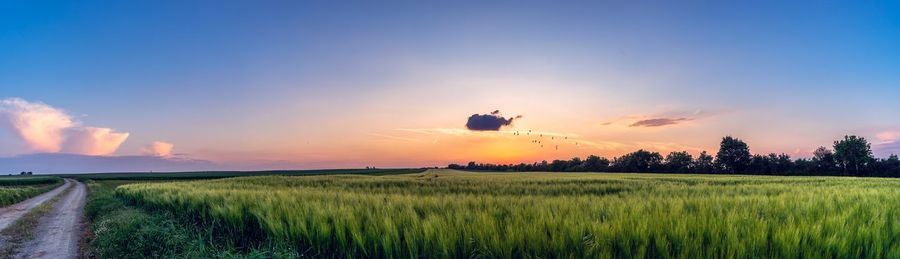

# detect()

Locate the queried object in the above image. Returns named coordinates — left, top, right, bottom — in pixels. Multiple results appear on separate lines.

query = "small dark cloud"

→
left=465, top=111, right=521, bottom=131
left=630, top=117, right=691, bottom=127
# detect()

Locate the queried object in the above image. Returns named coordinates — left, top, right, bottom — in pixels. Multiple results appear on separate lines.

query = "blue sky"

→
left=1, top=1, right=899, bottom=171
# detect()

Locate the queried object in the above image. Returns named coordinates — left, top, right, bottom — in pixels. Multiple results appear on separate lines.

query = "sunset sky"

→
left=2, top=1, right=900, bottom=172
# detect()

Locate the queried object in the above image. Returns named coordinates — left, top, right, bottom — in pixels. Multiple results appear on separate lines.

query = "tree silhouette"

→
left=584, top=155, right=610, bottom=172
left=833, top=135, right=872, bottom=176
left=612, top=149, right=663, bottom=172
left=812, top=146, right=838, bottom=174
left=665, top=151, right=693, bottom=173
left=446, top=135, right=898, bottom=177
left=715, top=136, right=751, bottom=173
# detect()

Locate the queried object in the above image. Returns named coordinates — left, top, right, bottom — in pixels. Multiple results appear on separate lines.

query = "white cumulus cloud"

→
left=0, top=97, right=129, bottom=156
left=141, top=141, right=174, bottom=157
left=0, top=98, right=74, bottom=152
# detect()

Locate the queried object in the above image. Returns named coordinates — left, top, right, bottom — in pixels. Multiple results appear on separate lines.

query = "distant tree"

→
left=715, top=136, right=752, bottom=173
left=812, top=146, right=838, bottom=174
left=583, top=155, right=610, bottom=172
left=19, top=171, right=25, bottom=175
left=536, top=160, right=550, bottom=171
left=566, top=157, right=585, bottom=172
left=612, top=149, right=663, bottom=172
left=27, top=172, right=32, bottom=175
left=748, top=154, right=771, bottom=174
left=550, top=160, right=569, bottom=172
left=664, top=151, right=693, bottom=173
left=793, top=158, right=815, bottom=175
left=833, top=135, right=873, bottom=176
left=885, top=155, right=900, bottom=177
left=693, top=151, right=715, bottom=173
left=773, top=153, right=794, bottom=174
left=447, top=134, right=899, bottom=177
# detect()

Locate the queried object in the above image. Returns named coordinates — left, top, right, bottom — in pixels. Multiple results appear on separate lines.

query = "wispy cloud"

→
left=604, top=108, right=727, bottom=128
left=366, top=133, right=433, bottom=144
left=630, top=117, right=692, bottom=127
left=874, top=130, right=900, bottom=156
left=396, top=128, right=473, bottom=136
left=876, top=130, right=900, bottom=143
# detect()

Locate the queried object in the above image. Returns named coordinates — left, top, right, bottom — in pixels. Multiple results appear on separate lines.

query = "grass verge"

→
left=84, top=180, right=297, bottom=258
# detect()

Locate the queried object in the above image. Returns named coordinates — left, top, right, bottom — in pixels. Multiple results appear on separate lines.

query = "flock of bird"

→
left=513, top=129, right=580, bottom=151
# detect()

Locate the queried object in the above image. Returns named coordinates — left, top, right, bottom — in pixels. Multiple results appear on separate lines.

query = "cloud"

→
left=604, top=108, right=730, bottom=128
left=0, top=98, right=74, bottom=152
left=62, top=127, right=130, bottom=155
left=876, top=130, right=900, bottom=143
left=141, top=141, right=174, bottom=157
left=0, top=98, right=129, bottom=155
left=465, top=110, right=522, bottom=131
left=874, top=130, right=900, bottom=156
left=630, top=117, right=691, bottom=127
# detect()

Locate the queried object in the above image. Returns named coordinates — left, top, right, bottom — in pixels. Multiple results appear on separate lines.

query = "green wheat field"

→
left=115, top=170, right=900, bottom=258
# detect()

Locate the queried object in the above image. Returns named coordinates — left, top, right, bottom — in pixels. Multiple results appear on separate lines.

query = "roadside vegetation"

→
left=84, top=180, right=219, bottom=258
left=0, top=176, right=63, bottom=207
left=84, top=168, right=424, bottom=258
left=115, top=170, right=900, bottom=258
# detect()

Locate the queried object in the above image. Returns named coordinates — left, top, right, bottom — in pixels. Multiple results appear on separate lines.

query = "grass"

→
left=58, top=168, right=424, bottom=181
left=85, top=180, right=211, bottom=258
left=84, top=168, right=425, bottom=258
left=0, top=176, right=63, bottom=207
left=113, top=170, right=900, bottom=258
left=0, top=176, right=62, bottom=186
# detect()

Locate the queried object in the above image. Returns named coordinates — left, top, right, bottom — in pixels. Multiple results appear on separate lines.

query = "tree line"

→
left=448, top=135, right=900, bottom=177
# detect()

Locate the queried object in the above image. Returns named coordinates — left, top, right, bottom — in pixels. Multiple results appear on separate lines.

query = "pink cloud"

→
left=0, top=98, right=74, bottom=152
left=0, top=98, right=129, bottom=156
left=63, top=127, right=130, bottom=156
left=141, top=141, right=174, bottom=157
left=876, top=130, right=900, bottom=143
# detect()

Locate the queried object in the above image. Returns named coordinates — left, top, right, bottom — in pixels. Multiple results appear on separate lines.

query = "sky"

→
left=1, top=1, right=900, bottom=172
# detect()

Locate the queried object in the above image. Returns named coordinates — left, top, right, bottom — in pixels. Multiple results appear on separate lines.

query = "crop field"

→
left=116, top=170, right=900, bottom=258
left=57, top=168, right=423, bottom=181
left=0, top=176, right=63, bottom=207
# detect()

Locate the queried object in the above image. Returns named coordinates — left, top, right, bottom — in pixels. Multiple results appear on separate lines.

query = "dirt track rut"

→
left=14, top=180, right=87, bottom=259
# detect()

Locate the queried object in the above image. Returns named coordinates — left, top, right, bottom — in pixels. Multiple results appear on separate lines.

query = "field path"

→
left=14, top=180, right=86, bottom=259
left=0, top=179, right=72, bottom=232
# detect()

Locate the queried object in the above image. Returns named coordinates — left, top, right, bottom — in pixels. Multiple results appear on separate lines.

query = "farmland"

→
left=58, top=168, right=423, bottom=181
left=0, top=176, right=63, bottom=207
left=114, top=170, right=900, bottom=258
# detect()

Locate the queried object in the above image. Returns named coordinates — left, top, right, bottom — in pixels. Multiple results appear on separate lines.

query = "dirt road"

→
left=14, top=180, right=87, bottom=259
left=0, top=179, right=73, bottom=232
